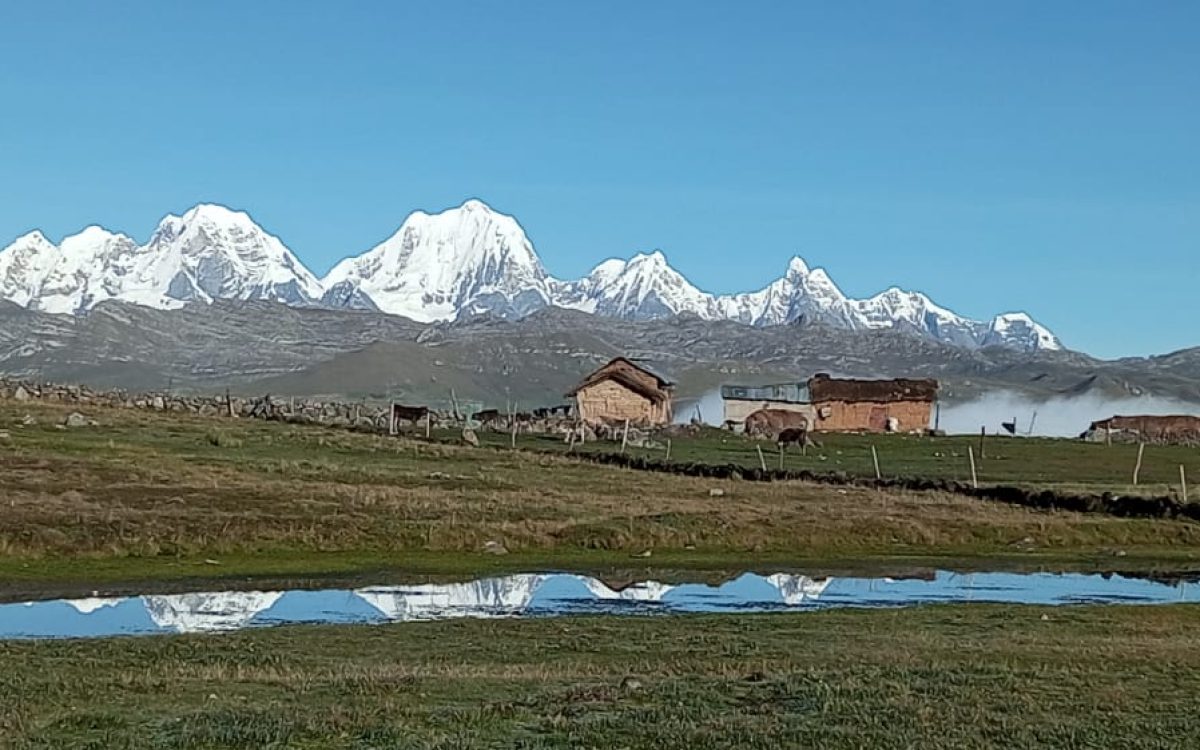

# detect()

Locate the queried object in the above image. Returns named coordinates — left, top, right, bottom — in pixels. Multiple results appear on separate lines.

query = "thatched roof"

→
left=807, top=373, right=938, bottom=403
left=566, top=357, right=674, bottom=402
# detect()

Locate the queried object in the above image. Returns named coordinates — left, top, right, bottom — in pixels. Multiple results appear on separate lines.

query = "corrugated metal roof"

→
left=720, top=383, right=810, bottom=404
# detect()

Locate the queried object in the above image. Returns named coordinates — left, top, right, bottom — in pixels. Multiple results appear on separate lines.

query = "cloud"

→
left=938, top=391, right=1200, bottom=437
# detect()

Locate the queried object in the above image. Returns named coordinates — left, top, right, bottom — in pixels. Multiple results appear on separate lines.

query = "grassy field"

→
left=472, top=426, right=1200, bottom=497
left=2, top=400, right=1200, bottom=584
left=2, top=605, right=1199, bottom=748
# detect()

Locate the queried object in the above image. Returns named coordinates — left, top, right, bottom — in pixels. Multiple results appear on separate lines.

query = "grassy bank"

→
left=3, top=605, right=1200, bottom=748
left=3, top=401, right=1199, bottom=584
left=8, top=549, right=1200, bottom=605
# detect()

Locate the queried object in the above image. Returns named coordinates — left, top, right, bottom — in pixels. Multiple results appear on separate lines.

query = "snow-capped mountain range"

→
left=0, top=199, right=1062, bottom=351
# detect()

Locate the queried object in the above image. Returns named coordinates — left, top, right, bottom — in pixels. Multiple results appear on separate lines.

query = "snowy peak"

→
left=984, top=312, right=1063, bottom=351
left=784, top=256, right=812, bottom=276
left=554, top=249, right=715, bottom=320
left=322, top=200, right=550, bottom=321
left=0, top=231, right=61, bottom=307
left=141, top=203, right=323, bottom=307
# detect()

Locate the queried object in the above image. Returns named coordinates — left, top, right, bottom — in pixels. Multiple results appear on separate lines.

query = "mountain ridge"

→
left=1, top=199, right=1061, bottom=352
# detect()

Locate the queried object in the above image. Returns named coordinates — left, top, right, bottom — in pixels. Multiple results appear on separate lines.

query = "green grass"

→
left=3, top=401, right=1200, bottom=586
left=3, top=605, right=1200, bottom=748
left=470, top=426, right=1200, bottom=497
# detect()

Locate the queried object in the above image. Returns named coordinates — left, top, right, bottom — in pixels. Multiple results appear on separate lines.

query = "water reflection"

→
left=2, top=570, right=1196, bottom=640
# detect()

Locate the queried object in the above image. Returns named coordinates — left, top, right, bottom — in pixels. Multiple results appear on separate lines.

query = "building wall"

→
left=813, top=400, right=933, bottom=433
left=723, top=399, right=815, bottom=425
left=575, top=379, right=668, bottom=425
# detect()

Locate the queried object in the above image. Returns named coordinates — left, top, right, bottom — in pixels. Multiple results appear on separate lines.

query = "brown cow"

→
left=472, top=409, right=501, bottom=425
left=743, top=408, right=811, bottom=438
left=391, top=404, right=429, bottom=423
left=777, top=427, right=816, bottom=450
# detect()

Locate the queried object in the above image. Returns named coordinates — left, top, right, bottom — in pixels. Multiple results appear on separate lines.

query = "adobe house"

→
left=808, top=373, right=938, bottom=433
left=721, top=374, right=938, bottom=433
left=566, top=357, right=674, bottom=426
left=1082, top=415, right=1200, bottom=445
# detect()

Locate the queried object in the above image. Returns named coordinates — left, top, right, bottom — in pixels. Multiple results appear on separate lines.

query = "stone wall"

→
left=0, top=378, right=421, bottom=432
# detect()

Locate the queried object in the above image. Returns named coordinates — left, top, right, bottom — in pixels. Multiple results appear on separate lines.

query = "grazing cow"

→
left=743, top=408, right=811, bottom=438
left=472, top=409, right=501, bottom=425
left=389, top=404, right=430, bottom=435
left=391, top=404, right=429, bottom=424
left=777, top=427, right=817, bottom=452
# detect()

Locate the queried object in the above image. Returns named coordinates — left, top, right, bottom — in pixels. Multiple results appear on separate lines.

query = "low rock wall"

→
left=0, top=378, right=401, bottom=431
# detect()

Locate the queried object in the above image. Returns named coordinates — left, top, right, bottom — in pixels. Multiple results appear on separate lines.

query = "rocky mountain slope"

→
left=1, top=200, right=1059, bottom=352
left=0, top=300, right=1193, bottom=409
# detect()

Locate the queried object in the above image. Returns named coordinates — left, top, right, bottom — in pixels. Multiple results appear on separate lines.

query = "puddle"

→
left=2, top=570, right=1197, bottom=640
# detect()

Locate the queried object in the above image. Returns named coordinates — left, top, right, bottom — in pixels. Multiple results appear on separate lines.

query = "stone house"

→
left=566, top=357, right=674, bottom=426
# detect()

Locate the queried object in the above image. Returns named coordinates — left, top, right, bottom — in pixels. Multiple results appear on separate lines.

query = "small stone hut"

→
left=807, top=374, right=938, bottom=432
left=566, top=357, right=674, bottom=426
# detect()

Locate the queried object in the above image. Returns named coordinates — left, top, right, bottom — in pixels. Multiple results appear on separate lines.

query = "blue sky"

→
left=0, top=1, right=1195, bottom=358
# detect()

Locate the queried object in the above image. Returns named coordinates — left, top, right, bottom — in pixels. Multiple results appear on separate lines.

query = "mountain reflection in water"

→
left=2, top=570, right=1196, bottom=640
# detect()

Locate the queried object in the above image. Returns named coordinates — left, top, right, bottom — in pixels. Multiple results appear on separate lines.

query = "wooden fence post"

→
left=778, top=444, right=785, bottom=471
left=1132, top=443, right=1145, bottom=485
left=871, top=445, right=881, bottom=480
left=425, top=411, right=431, bottom=439
left=225, top=388, right=234, bottom=418
left=665, top=439, right=672, bottom=462
left=620, top=419, right=630, bottom=454
left=511, top=418, right=518, bottom=449
left=968, top=446, right=978, bottom=489
left=1182, top=465, right=1189, bottom=503
left=756, top=444, right=767, bottom=471
left=388, top=402, right=396, bottom=436
left=978, top=426, right=986, bottom=460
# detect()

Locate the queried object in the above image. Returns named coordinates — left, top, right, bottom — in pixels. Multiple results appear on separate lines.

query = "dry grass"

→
left=1, top=401, right=1198, bottom=565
